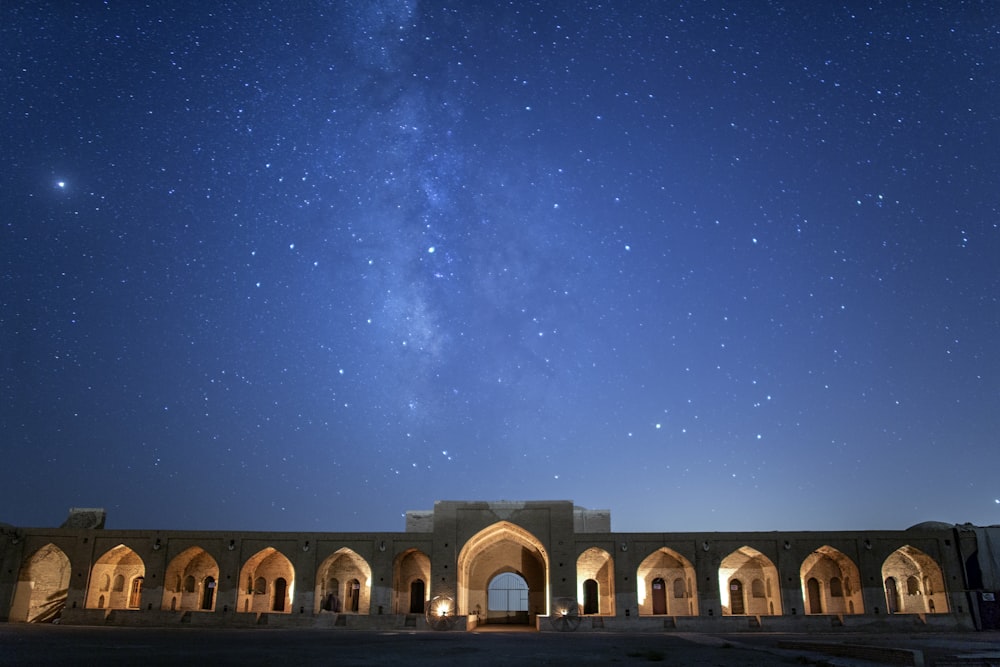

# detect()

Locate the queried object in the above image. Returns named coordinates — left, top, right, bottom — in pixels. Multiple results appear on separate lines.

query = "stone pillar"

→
left=694, top=539, right=720, bottom=616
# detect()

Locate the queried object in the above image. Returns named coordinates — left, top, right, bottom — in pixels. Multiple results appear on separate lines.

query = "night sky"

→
left=3, top=2, right=999, bottom=534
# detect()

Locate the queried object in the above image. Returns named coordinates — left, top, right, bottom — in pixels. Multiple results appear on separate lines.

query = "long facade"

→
left=2, top=500, right=998, bottom=631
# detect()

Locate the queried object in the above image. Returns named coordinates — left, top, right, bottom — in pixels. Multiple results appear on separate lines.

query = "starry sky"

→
left=3, top=2, right=999, bottom=534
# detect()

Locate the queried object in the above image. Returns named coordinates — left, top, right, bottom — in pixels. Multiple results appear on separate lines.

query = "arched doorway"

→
left=347, top=579, right=361, bottom=612
left=487, top=572, right=529, bottom=624
left=393, top=549, right=431, bottom=615
left=409, top=579, right=426, bottom=614
left=651, top=578, right=667, bottom=614
left=576, top=547, right=615, bottom=615
left=273, top=578, right=287, bottom=612
left=201, top=576, right=216, bottom=610
left=457, top=521, right=549, bottom=624
left=730, top=579, right=746, bottom=615
left=582, top=579, right=599, bottom=615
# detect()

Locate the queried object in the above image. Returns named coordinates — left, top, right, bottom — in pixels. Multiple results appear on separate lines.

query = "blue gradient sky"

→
left=3, top=1, right=998, bottom=532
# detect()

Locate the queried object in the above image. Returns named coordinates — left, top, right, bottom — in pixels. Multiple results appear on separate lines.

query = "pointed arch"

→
left=882, top=545, right=948, bottom=614
left=800, top=546, right=863, bottom=615
left=637, top=547, right=697, bottom=616
left=457, top=521, right=549, bottom=622
left=161, top=547, right=220, bottom=611
left=392, top=548, right=430, bottom=614
left=237, top=547, right=294, bottom=614
left=577, top=547, right=615, bottom=615
left=10, top=544, right=71, bottom=623
left=86, top=545, right=145, bottom=610
left=719, top=546, right=781, bottom=616
left=315, top=547, right=372, bottom=614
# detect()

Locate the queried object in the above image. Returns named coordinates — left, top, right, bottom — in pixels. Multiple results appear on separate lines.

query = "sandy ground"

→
left=2, top=624, right=999, bottom=666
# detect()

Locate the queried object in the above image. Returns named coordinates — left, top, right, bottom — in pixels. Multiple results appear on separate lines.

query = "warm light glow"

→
left=436, top=602, right=450, bottom=617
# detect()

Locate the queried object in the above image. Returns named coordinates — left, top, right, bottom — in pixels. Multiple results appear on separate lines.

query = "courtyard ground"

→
left=1, top=623, right=999, bottom=666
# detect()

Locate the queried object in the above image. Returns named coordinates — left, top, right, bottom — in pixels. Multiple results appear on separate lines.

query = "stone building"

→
left=1, top=500, right=998, bottom=631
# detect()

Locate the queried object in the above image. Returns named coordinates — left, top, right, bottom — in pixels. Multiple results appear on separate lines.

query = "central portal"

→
left=457, top=521, right=549, bottom=626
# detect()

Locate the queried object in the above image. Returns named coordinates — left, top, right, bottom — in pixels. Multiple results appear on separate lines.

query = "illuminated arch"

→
left=315, top=547, right=372, bottom=614
left=457, top=521, right=549, bottom=622
left=718, top=546, right=781, bottom=616
left=161, top=547, right=220, bottom=612
left=238, top=548, right=294, bottom=614
left=10, top=544, right=71, bottom=623
left=86, top=545, right=145, bottom=610
left=881, top=545, right=948, bottom=614
left=637, top=547, right=697, bottom=616
left=576, top=547, right=614, bottom=615
left=800, top=546, right=863, bottom=615
left=393, top=549, right=431, bottom=614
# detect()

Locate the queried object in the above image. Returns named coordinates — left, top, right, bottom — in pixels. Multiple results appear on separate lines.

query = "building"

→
left=2, top=500, right=998, bottom=631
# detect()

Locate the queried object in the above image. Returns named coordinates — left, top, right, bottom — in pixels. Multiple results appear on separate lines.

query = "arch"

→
left=799, top=546, right=863, bottom=615
left=881, top=545, right=948, bottom=614
left=202, top=576, right=216, bottom=610
left=457, top=521, right=549, bottom=622
left=806, top=577, right=822, bottom=614
left=161, top=547, right=220, bottom=612
left=719, top=546, right=781, bottom=616
left=273, top=578, right=288, bottom=612
left=576, top=547, right=615, bottom=615
left=10, top=543, right=71, bottom=623
left=315, top=547, right=372, bottom=614
left=392, top=549, right=431, bottom=615
left=487, top=572, right=529, bottom=624
left=637, top=547, right=697, bottom=616
left=86, top=545, right=145, bottom=610
left=237, top=548, right=295, bottom=614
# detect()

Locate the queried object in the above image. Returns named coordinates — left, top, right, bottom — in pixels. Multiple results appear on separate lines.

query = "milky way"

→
left=2, top=2, right=998, bottom=532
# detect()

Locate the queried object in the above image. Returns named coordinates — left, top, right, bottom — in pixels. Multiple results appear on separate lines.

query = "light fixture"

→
left=302, top=541, right=310, bottom=552
left=153, top=538, right=162, bottom=551
left=702, top=541, right=710, bottom=551
left=228, top=540, right=236, bottom=551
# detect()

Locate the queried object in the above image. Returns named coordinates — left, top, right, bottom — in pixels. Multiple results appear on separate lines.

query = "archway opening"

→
left=487, top=572, right=529, bottom=624
left=161, top=547, right=220, bottom=612
left=718, top=546, right=781, bottom=616
left=800, top=546, right=863, bottom=615
left=577, top=547, right=615, bottom=615
left=393, top=549, right=430, bottom=615
left=457, top=521, right=549, bottom=624
left=10, top=544, right=71, bottom=623
left=882, top=546, right=948, bottom=614
left=315, top=548, right=371, bottom=614
left=86, top=545, right=145, bottom=610
left=237, top=548, right=294, bottom=614
left=637, top=547, right=697, bottom=616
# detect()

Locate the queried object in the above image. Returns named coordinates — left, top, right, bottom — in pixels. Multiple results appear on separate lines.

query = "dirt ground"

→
left=2, top=624, right=999, bottom=666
